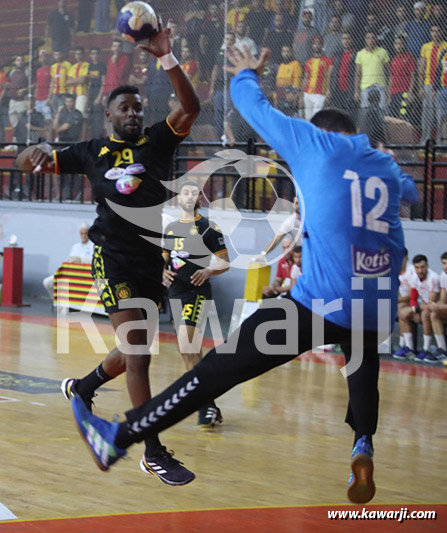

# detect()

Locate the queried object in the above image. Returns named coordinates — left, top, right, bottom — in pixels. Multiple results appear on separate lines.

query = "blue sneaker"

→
left=424, top=348, right=447, bottom=364
left=415, top=350, right=429, bottom=362
left=72, top=394, right=127, bottom=471
left=392, top=346, right=414, bottom=360
left=347, top=435, right=375, bottom=504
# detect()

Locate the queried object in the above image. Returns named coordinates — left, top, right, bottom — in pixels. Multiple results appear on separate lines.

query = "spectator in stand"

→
left=395, top=254, right=440, bottom=361
left=95, top=0, right=111, bottom=32
left=103, top=39, right=132, bottom=101
left=327, top=31, right=356, bottom=113
left=201, top=4, right=223, bottom=60
left=276, top=85, right=301, bottom=117
left=269, top=0, right=299, bottom=30
left=185, top=0, right=205, bottom=57
left=180, top=44, right=200, bottom=88
left=197, top=34, right=215, bottom=82
left=129, top=50, right=149, bottom=93
left=224, top=105, right=257, bottom=146
left=290, top=245, right=303, bottom=289
left=0, top=68, right=8, bottom=143
left=244, top=0, right=270, bottom=39
left=53, top=93, right=83, bottom=142
left=406, top=1, right=431, bottom=58
left=7, top=56, right=29, bottom=134
left=434, top=47, right=447, bottom=144
left=234, top=20, right=258, bottom=58
left=355, top=32, right=390, bottom=112
left=358, top=87, right=387, bottom=148
left=429, top=3, right=446, bottom=36
left=47, top=0, right=74, bottom=57
left=87, top=48, right=106, bottom=138
left=329, top=0, right=354, bottom=29
left=301, top=37, right=332, bottom=121
left=262, top=236, right=295, bottom=298
left=169, top=21, right=183, bottom=59
left=419, top=25, right=447, bottom=143
left=209, top=33, right=236, bottom=139
left=364, top=12, right=394, bottom=55
left=324, top=16, right=343, bottom=59
left=67, top=46, right=90, bottom=121
left=227, top=0, right=250, bottom=30
left=48, top=50, right=71, bottom=119
left=53, top=93, right=84, bottom=199
left=34, top=50, right=52, bottom=122
left=390, top=37, right=417, bottom=122
left=143, top=55, right=170, bottom=124
left=293, top=9, right=321, bottom=68
left=15, top=95, right=46, bottom=144
left=77, top=0, right=94, bottom=33
left=427, top=252, right=447, bottom=363
left=394, top=4, right=410, bottom=40
left=262, top=13, right=293, bottom=65
left=276, top=46, right=302, bottom=95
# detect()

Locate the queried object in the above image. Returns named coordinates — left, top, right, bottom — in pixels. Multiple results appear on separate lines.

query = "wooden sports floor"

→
left=0, top=311, right=445, bottom=532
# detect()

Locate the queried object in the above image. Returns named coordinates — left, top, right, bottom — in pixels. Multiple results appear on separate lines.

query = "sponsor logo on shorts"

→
left=115, top=283, right=132, bottom=300
left=352, top=245, right=391, bottom=277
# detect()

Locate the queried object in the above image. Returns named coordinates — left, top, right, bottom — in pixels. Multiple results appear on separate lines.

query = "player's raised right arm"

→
left=15, top=142, right=55, bottom=173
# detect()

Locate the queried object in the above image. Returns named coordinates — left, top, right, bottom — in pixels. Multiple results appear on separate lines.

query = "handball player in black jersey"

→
left=163, top=181, right=229, bottom=428
left=15, top=25, right=200, bottom=485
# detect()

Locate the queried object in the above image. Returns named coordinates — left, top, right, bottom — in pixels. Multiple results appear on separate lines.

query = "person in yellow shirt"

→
left=276, top=45, right=302, bottom=93
left=419, top=25, right=447, bottom=143
left=47, top=50, right=71, bottom=118
left=354, top=32, right=390, bottom=111
left=227, top=0, right=250, bottom=30
left=66, top=46, right=89, bottom=118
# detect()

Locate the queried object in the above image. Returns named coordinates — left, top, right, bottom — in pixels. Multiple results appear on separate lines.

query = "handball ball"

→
left=117, top=1, right=158, bottom=43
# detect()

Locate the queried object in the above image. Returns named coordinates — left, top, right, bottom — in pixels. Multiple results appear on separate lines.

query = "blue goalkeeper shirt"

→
left=231, top=69, right=418, bottom=331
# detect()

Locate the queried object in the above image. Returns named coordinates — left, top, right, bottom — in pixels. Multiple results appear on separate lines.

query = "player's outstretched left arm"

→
left=138, top=22, right=200, bottom=134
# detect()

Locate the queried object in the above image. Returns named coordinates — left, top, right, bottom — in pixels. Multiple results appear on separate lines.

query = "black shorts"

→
left=169, top=284, right=212, bottom=327
left=92, top=245, right=164, bottom=314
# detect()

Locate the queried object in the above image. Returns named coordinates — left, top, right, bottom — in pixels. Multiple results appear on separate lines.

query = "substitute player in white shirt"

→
left=396, top=254, right=440, bottom=362
left=393, top=248, right=415, bottom=359
left=427, top=252, right=447, bottom=364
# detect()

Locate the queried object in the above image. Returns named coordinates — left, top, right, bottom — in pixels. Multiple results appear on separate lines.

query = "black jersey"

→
left=54, top=119, right=187, bottom=257
left=163, top=214, right=227, bottom=289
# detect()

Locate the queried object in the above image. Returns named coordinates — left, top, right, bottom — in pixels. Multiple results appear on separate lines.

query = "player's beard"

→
left=114, top=123, right=143, bottom=143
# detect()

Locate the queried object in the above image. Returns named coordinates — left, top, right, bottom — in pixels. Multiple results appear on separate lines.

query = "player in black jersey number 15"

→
left=16, top=23, right=201, bottom=486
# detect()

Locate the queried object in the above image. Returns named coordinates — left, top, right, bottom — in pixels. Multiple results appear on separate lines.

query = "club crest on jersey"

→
left=352, top=245, right=391, bottom=277
left=136, top=135, right=149, bottom=146
left=189, top=226, right=199, bottom=235
left=115, top=283, right=131, bottom=300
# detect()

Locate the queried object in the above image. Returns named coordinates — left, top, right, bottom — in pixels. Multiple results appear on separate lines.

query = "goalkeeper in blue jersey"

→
left=70, top=47, right=418, bottom=505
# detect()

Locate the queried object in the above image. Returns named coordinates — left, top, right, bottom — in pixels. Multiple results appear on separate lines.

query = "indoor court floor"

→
left=0, top=310, right=445, bottom=532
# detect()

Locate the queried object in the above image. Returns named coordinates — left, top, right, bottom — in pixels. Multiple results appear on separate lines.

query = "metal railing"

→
left=0, top=140, right=445, bottom=220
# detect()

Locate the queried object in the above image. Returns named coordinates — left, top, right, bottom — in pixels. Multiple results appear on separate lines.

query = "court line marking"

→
left=2, top=502, right=446, bottom=524
left=0, top=502, right=17, bottom=521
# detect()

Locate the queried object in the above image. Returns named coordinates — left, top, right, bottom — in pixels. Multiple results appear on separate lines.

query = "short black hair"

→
left=107, top=85, right=139, bottom=106
left=413, top=254, right=428, bottom=265
left=74, top=46, right=85, bottom=53
left=65, top=93, right=76, bottom=100
left=294, top=246, right=302, bottom=254
left=179, top=180, right=201, bottom=192
left=311, top=108, right=356, bottom=134
left=404, top=247, right=408, bottom=257
left=441, top=251, right=447, bottom=261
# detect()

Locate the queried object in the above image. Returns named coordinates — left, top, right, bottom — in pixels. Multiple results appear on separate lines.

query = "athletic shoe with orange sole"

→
left=347, top=435, right=375, bottom=504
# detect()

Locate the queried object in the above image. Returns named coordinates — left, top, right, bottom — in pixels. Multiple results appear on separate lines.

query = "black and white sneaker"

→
left=197, top=404, right=223, bottom=429
left=61, top=377, right=95, bottom=412
left=140, top=447, right=195, bottom=486
left=424, top=348, right=447, bottom=363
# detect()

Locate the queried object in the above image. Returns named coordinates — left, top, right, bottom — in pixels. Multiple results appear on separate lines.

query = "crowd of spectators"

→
left=0, top=0, right=446, bottom=149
